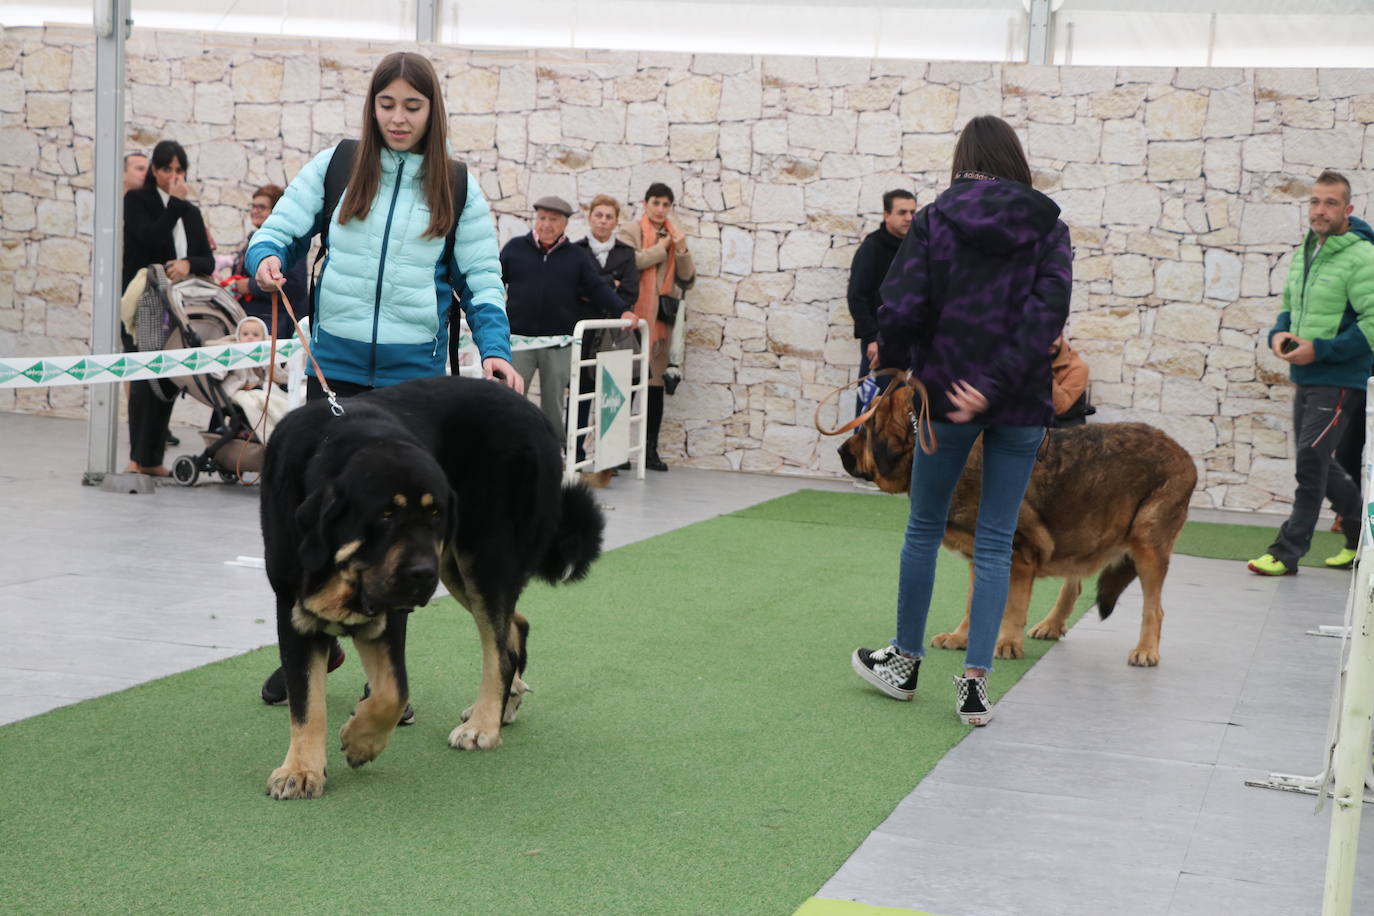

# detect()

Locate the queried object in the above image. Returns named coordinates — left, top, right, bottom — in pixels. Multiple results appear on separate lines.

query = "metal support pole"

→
left=1025, top=0, right=1053, bottom=65
left=85, top=0, right=131, bottom=486
left=416, top=0, right=440, bottom=43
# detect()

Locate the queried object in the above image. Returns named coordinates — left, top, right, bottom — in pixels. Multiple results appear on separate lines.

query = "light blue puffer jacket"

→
left=246, top=144, right=510, bottom=387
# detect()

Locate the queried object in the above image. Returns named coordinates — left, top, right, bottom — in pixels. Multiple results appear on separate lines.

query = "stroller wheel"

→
left=171, top=455, right=199, bottom=486
left=218, top=469, right=238, bottom=484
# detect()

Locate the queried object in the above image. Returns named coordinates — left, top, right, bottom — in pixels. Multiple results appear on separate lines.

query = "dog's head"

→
left=296, top=442, right=456, bottom=626
left=837, top=384, right=915, bottom=494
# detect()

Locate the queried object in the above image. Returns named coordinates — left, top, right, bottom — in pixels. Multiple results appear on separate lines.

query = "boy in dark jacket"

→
left=847, top=189, right=916, bottom=410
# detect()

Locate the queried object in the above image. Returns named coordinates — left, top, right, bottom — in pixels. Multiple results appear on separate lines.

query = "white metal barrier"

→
left=1244, top=378, right=1374, bottom=916
left=564, top=318, right=648, bottom=483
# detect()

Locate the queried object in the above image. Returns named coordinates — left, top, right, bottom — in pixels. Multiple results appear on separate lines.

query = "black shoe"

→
left=165, top=432, right=180, bottom=447
left=360, top=682, right=416, bottom=726
left=646, top=447, right=668, bottom=472
left=260, top=640, right=346, bottom=705
left=617, top=461, right=632, bottom=470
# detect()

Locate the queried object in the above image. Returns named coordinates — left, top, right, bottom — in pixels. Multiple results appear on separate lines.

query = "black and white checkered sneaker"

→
left=953, top=675, right=993, bottom=726
left=851, top=645, right=920, bottom=700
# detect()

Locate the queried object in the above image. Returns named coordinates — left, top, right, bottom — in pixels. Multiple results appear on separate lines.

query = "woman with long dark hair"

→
left=247, top=51, right=518, bottom=399
left=851, top=115, right=1073, bottom=726
left=122, top=139, right=214, bottom=476
left=246, top=51, right=519, bottom=710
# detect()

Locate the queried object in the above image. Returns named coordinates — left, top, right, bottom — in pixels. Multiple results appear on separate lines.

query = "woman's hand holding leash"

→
left=255, top=256, right=285, bottom=292
left=484, top=357, right=524, bottom=394
left=945, top=380, right=988, bottom=423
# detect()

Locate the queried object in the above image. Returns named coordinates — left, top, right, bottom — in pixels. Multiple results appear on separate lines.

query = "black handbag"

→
left=658, top=294, right=679, bottom=324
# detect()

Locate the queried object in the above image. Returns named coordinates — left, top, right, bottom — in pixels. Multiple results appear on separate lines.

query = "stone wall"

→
left=4, top=24, right=1373, bottom=508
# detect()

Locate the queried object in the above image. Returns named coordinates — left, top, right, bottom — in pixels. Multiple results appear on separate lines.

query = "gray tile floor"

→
left=3, top=410, right=1371, bottom=915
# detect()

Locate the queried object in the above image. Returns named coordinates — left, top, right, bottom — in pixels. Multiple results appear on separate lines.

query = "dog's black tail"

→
left=537, top=482, right=605, bottom=585
left=1094, top=553, right=1138, bottom=621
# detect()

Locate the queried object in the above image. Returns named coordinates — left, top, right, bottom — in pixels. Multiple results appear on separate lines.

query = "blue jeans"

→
left=892, top=422, right=1045, bottom=672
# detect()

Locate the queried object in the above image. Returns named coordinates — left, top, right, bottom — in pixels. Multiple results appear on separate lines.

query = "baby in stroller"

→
left=170, top=315, right=294, bottom=485
left=220, top=317, right=291, bottom=443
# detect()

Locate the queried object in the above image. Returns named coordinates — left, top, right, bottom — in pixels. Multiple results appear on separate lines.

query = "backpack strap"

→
left=307, top=139, right=359, bottom=314
left=445, top=160, right=471, bottom=374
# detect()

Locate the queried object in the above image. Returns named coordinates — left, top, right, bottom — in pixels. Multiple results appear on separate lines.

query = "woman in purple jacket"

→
left=851, top=116, right=1073, bottom=726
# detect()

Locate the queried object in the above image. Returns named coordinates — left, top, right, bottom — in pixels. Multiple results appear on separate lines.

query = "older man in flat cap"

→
left=501, top=195, right=634, bottom=437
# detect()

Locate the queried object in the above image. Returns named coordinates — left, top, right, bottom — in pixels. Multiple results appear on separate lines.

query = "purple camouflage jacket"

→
left=876, top=175, right=1073, bottom=428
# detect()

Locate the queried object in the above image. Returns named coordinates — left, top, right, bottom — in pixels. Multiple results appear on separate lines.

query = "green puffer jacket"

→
left=1269, top=216, right=1374, bottom=390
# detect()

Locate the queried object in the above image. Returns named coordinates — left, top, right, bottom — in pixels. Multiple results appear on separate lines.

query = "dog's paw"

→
left=1028, top=620, right=1067, bottom=641
left=994, top=638, right=1025, bottom=660
left=339, top=715, right=392, bottom=769
left=448, top=720, right=503, bottom=751
left=931, top=632, right=968, bottom=650
left=1127, top=646, right=1160, bottom=667
left=266, top=765, right=326, bottom=800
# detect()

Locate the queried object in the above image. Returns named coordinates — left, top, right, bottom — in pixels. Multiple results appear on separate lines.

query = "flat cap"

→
left=532, top=195, right=573, bottom=217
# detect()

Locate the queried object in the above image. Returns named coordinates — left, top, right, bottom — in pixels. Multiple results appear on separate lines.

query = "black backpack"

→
left=309, top=139, right=471, bottom=373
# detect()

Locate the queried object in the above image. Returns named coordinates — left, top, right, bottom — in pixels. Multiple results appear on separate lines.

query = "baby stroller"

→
left=128, top=265, right=269, bottom=486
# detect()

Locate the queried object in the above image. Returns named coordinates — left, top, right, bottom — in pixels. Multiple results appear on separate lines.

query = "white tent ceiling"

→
left=6, top=0, right=1373, bottom=65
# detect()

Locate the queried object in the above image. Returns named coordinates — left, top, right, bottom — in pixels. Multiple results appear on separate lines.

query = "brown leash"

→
left=813, top=368, right=938, bottom=455
left=231, top=288, right=343, bottom=484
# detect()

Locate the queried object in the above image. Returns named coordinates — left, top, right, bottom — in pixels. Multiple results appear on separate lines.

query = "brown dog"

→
left=838, top=385, right=1195, bottom=666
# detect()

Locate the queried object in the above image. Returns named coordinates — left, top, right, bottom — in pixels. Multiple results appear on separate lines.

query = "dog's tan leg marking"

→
left=441, top=556, right=508, bottom=750
left=267, top=650, right=329, bottom=800
left=931, top=564, right=974, bottom=651
left=994, top=559, right=1036, bottom=659
left=462, top=614, right=529, bottom=725
left=339, top=637, right=404, bottom=769
left=1127, top=548, right=1167, bottom=667
left=1029, top=578, right=1081, bottom=641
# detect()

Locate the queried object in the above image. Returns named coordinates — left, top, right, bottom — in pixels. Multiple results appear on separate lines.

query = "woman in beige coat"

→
left=618, top=182, right=693, bottom=471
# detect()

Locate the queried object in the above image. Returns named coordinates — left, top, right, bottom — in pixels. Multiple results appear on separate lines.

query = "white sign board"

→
left=594, top=348, right=633, bottom=470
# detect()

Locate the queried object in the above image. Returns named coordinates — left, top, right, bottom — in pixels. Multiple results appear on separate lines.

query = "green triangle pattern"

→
left=599, top=364, right=626, bottom=434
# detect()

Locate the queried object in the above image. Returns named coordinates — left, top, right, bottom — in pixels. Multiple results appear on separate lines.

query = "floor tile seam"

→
left=0, top=629, right=265, bottom=651
left=0, top=665, right=130, bottom=684
left=939, top=735, right=1219, bottom=772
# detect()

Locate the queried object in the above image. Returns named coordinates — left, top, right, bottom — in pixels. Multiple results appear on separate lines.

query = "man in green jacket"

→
left=1250, top=170, right=1374, bottom=576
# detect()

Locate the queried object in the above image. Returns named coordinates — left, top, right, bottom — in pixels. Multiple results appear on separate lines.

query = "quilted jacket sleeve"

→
left=450, top=180, right=511, bottom=362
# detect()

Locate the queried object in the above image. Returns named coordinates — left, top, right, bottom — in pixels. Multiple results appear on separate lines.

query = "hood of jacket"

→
left=931, top=177, right=1062, bottom=255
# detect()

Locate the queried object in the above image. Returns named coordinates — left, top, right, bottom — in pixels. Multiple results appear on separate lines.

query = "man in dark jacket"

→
left=502, top=195, right=633, bottom=437
left=848, top=189, right=916, bottom=410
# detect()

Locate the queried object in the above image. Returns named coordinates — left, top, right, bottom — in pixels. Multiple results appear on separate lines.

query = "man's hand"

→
left=1273, top=332, right=1317, bottom=366
left=657, top=232, right=673, bottom=251
left=164, top=259, right=191, bottom=282
left=944, top=380, right=988, bottom=424
left=484, top=357, right=524, bottom=393
left=620, top=310, right=638, bottom=325
left=255, top=256, right=285, bottom=292
left=866, top=341, right=878, bottom=366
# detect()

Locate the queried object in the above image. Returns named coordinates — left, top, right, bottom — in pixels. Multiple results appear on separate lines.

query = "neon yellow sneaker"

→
left=1247, top=553, right=1296, bottom=576
left=1324, top=547, right=1358, bottom=570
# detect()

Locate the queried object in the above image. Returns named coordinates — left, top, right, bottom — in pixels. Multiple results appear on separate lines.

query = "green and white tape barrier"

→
left=0, top=334, right=574, bottom=389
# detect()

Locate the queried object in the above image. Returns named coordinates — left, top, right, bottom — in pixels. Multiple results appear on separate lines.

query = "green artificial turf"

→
left=1172, top=519, right=1348, bottom=569
left=0, top=489, right=1086, bottom=916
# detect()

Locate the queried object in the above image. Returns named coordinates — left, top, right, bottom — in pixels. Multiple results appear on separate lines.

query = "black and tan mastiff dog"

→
left=838, top=383, right=1196, bottom=666
left=260, top=376, right=604, bottom=799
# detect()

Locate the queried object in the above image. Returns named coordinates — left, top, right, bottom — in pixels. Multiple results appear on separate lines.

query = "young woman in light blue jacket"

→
left=249, top=51, right=521, bottom=397
left=249, top=51, right=521, bottom=711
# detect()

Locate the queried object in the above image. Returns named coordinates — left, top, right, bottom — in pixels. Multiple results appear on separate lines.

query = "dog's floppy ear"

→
left=869, top=388, right=914, bottom=482
left=443, top=485, right=460, bottom=550
left=296, top=481, right=345, bottom=575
